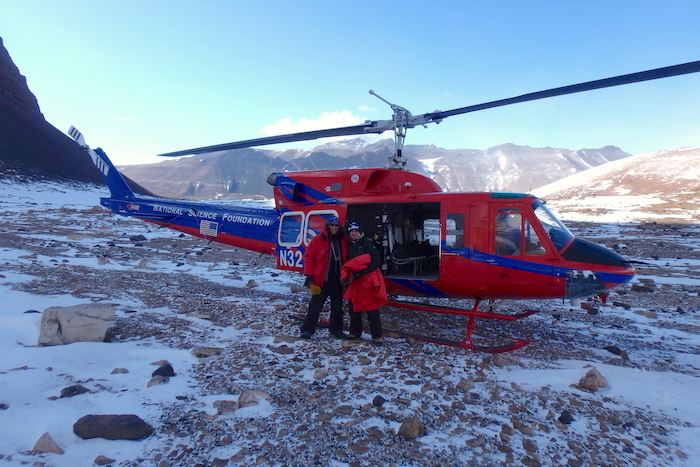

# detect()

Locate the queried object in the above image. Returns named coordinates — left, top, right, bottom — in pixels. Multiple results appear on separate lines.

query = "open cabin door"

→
left=345, top=202, right=440, bottom=280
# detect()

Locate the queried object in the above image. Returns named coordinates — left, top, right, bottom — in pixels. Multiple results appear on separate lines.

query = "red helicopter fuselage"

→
left=76, top=135, right=635, bottom=352
left=268, top=168, right=634, bottom=301
left=93, top=151, right=633, bottom=302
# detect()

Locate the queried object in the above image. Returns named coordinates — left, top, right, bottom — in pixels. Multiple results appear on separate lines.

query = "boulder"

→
left=214, top=400, right=239, bottom=414
left=456, top=378, right=475, bottom=392
left=38, top=304, right=116, bottom=346
left=31, top=432, right=64, bottom=455
left=372, top=395, right=386, bottom=407
left=94, top=455, right=117, bottom=465
left=147, top=375, right=169, bottom=387
left=60, top=384, right=90, bottom=398
left=578, top=367, right=608, bottom=392
left=151, top=364, right=176, bottom=377
left=191, top=347, right=223, bottom=358
left=238, top=389, right=272, bottom=408
left=398, top=416, right=425, bottom=440
left=73, top=414, right=152, bottom=440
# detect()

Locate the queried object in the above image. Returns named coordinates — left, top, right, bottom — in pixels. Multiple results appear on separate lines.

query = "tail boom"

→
left=101, top=197, right=279, bottom=254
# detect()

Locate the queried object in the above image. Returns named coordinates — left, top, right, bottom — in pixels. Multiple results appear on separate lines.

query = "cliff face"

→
left=0, top=38, right=42, bottom=118
left=0, top=37, right=154, bottom=195
left=0, top=37, right=106, bottom=182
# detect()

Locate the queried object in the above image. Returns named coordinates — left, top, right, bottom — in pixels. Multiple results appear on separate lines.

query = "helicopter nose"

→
left=560, top=238, right=635, bottom=298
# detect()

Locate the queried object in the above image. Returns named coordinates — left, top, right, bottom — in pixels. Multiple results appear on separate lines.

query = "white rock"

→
left=32, top=431, right=64, bottom=455
left=238, top=389, right=272, bottom=408
left=38, top=304, right=116, bottom=346
left=147, top=375, right=169, bottom=387
left=578, top=367, right=608, bottom=392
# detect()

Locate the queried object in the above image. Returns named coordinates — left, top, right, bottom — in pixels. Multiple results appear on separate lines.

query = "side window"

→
left=279, top=212, right=303, bottom=246
left=524, top=219, right=546, bottom=255
left=423, top=219, right=441, bottom=246
left=304, top=211, right=339, bottom=245
left=446, top=213, right=464, bottom=248
left=495, top=209, right=522, bottom=255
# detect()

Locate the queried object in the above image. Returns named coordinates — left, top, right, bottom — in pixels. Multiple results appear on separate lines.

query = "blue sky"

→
left=1, top=1, right=700, bottom=165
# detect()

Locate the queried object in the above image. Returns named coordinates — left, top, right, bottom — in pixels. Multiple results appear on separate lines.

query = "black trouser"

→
left=349, top=306, right=382, bottom=339
left=300, top=287, right=344, bottom=335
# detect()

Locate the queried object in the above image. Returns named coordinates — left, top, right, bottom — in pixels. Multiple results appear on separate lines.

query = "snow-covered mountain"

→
left=117, top=139, right=631, bottom=200
left=534, top=146, right=700, bottom=223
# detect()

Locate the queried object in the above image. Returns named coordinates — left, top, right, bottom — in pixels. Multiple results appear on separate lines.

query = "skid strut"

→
left=300, top=299, right=537, bottom=353
left=387, top=298, right=537, bottom=353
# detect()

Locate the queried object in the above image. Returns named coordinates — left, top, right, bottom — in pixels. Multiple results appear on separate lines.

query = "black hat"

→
left=348, top=221, right=362, bottom=232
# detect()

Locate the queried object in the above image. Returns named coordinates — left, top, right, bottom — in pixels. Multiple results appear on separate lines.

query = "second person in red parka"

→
left=341, top=221, right=387, bottom=345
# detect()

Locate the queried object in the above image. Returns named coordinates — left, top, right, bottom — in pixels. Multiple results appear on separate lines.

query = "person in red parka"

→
left=300, top=216, right=348, bottom=339
left=342, top=221, right=387, bottom=345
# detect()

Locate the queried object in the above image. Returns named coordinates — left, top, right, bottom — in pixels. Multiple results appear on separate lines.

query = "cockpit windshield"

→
left=532, top=200, right=574, bottom=251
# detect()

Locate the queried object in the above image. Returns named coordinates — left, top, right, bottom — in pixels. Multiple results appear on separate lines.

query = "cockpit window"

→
left=495, top=210, right=522, bottom=255
left=532, top=200, right=574, bottom=251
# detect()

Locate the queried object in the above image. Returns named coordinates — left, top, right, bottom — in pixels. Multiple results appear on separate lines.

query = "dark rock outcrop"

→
left=73, top=414, right=153, bottom=440
left=0, top=37, right=153, bottom=194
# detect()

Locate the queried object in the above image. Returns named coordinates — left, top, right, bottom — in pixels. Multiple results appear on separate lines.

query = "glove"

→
left=340, top=276, right=353, bottom=286
left=303, top=275, right=313, bottom=287
left=308, top=283, right=322, bottom=295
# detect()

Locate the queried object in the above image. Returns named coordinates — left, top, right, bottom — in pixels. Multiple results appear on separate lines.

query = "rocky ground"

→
left=1, top=199, right=699, bottom=467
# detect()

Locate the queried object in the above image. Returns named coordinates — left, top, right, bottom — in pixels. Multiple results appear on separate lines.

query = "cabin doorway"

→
left=345, top=202, right=440, bottom=280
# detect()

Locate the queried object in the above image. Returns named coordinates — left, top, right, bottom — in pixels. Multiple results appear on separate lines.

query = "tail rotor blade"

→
left=68, top=126, right=86, bottom=146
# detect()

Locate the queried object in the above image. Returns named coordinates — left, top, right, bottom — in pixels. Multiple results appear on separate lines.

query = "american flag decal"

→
left=200, top=220, right=219, bottom=237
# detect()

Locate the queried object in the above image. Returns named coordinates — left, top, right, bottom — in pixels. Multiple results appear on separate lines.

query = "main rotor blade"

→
left=159, top=60, right=700, bottom=157
left=159, top=123, right=374, bottom=157
left=423, top=60, right=700, bottom=121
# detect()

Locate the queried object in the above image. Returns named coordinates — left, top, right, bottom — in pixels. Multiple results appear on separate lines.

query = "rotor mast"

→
left=369, top=90, right=442, bottom=170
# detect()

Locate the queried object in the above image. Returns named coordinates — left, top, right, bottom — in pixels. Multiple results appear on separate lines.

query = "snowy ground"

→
left=0, top=179, right=698, bottom=466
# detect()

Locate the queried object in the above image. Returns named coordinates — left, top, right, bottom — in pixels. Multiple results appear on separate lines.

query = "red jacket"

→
left=302, top=229, right=347, bottom=288
left=342, top=254, right=388, bottom=312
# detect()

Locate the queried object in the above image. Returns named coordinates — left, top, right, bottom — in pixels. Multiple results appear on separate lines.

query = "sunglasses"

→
left=329, top=223, right=340, bottom=226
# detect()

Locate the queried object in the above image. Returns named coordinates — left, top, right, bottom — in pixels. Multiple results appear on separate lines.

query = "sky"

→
left=1, top=1, right=700, bottom=165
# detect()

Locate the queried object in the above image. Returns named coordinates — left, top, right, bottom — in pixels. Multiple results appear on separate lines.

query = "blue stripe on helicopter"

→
left=277, top=175, right=344, bottom=205
left=447, top=246, right=632, bottom=284
left=596, top=271, right=634, bottom=284
left=389, top=279, right=452, bottom=298
left=105, top=197, right=279, bottom=243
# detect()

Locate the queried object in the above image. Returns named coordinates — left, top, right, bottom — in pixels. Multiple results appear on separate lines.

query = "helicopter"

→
left=69, top=60, right=700, bottom=352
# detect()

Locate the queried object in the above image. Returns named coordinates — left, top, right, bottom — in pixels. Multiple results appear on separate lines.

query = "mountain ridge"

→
left=1, top=36, right=694, bottom=208
left=118, top=140, right=631, bottom=200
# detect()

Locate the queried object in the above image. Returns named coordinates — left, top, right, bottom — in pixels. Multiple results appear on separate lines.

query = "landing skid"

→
left=295, top=298, right=537, bottom=353
left=386, top=298, right=537, bottom=353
